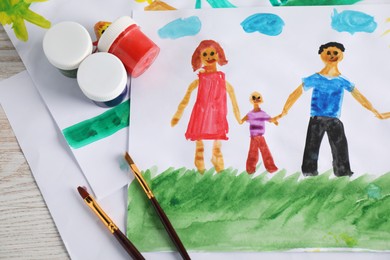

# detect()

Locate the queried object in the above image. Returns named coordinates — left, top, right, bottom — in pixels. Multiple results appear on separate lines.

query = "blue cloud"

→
left=158, top=16, right=202, bottom=39
left=241, top=13, right=285, bottom=36
left=331, top=9, right=377, bottom=34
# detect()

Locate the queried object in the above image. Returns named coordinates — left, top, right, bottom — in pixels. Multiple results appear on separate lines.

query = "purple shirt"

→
left=246, top=109, right=270, bottom=137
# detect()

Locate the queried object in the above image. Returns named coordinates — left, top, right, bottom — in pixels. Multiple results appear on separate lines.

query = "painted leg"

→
left=302, top=117, right=326, bottom=176
left=327, top=119, right=353, bottom=177
left=246, top=136, right=259, bottom=174
left=211, top=140, right=224, bottom=173
left=258, top=136, right=278, bottom=173
left=195, top=140, right=205, bottom=174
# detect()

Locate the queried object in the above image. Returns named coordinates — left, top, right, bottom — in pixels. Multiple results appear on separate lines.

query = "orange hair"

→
left=191, top=40, right=228, bottom=72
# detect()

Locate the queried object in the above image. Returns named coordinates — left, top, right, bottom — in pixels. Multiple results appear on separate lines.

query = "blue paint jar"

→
left=43, top=21, right=93, bottom=78
left=77, top=52, right=128, bottom=107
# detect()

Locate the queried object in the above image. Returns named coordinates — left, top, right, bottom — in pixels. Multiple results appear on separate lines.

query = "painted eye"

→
left=210, top=51, right=215, bottom=56
left=333, top=51, right=338, bottom=55
left=203, top=52, right=207, bottom=57
left=252, top=96, right=256, bottom=100
left=327, top=51, right=331, bottom=55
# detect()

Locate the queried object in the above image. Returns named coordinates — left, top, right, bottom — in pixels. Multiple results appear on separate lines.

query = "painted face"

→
left=200, top=47, right=218, bottom=66
left=250, top=92, right=263, bottom=104
left=320, top=46, right=344, bottom=64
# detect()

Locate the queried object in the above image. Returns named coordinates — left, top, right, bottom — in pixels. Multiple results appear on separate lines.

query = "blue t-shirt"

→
left=302, top=73, right=355, bottom=118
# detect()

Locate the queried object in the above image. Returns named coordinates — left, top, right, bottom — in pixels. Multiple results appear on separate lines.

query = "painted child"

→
left=171, top=40, right=241, bottom=173
left=241, top=91, right=278, bottom=174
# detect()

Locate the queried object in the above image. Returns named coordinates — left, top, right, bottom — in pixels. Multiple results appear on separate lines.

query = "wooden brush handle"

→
left=113, top=229, right=145, bottom=260
left=150, top=197, right=191, bottom=260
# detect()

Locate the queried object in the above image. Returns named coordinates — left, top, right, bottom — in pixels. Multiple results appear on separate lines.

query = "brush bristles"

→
left=77, top=186, right=89, bottom=199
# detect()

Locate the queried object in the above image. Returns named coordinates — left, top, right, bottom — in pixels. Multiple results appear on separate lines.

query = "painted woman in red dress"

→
left=171, top=40, right=241, bottom=173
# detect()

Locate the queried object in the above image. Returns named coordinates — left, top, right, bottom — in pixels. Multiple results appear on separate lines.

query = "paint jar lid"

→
left=77, top=52, right=127, bottom=102
left=43, top=21, right=93, bottom=70
left=97, top=16, right=137, bottom=52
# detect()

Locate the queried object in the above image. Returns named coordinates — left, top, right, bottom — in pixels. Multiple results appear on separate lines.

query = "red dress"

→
left=185, top=71, right=228, bottom=141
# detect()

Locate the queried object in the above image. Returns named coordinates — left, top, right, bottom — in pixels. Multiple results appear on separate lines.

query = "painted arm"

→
left=276, top=84, right=303, bottom=120
left=171, top=79, right=199, bottom=127
left=240, top=115, right=248, bottom=125
left=226, top=81, right=242, bottom=124
left=351, top=87, right=384, bottom=119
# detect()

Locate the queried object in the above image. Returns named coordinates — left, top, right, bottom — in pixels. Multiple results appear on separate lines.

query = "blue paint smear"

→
left=241, top=13, right=285, bottom=36
left=158, top=16, right=202, bottom=39
left=331, top=9, right=377, bottom=35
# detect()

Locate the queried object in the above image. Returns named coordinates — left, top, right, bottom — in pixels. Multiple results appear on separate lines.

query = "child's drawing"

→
left=0, top=0, right=51, bottom=41
left=128, top=5, right=390, bottom=254
left=241, top=91, right=278, bottom=174
left=171, top=40, right=241, bottom=173
left=276, top=42, right=387, bottom=177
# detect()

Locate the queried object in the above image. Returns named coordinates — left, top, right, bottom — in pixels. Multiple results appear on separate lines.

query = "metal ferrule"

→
left=84, top=196, right=118, bottom=233
left=131, top=163, right=154, bottom=199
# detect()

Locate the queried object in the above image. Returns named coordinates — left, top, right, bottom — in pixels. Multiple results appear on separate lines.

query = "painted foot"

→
left=195, top=160, right=205, bottom=174
left=267, top=166, right=278, bottom=173
left=303, top=170, right=319, bottom=177
left=211, top=155, right=224, bottom=173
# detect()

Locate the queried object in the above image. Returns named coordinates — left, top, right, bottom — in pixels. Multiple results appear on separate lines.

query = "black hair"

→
left=318, top=42, right=345, bottom=54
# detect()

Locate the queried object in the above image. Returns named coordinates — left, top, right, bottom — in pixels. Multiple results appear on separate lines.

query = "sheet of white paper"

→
left=0, top=71, right=129, bottom=259
left=1, top=71, right=388, bottom=260
left=129, top=5, right=390, bottom=178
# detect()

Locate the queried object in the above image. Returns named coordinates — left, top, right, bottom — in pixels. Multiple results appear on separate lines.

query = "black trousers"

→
left=301, top=116, right=353, bottom=177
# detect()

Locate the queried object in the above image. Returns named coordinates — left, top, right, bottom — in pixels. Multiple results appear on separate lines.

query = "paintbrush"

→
left=77, top=186, right=145, bottom=260
left=124, top=152, right=191, bottom=260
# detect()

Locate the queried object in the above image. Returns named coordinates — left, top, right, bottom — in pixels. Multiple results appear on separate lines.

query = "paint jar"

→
left=77, top=52, right=128, bottom=107
left=97, top=16, right=160, bottom=78
left=43, top=21, right=93, bottom=78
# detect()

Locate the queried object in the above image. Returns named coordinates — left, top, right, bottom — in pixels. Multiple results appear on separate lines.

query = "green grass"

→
left=127, top=168, right=390, bottom=252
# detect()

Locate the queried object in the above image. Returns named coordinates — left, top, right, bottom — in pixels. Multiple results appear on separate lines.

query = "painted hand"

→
left=373, top=109, right=385, bottom=119
left=269, top=117, right=279, bottom=126
left=171, top=113, right=181, bottom=127
left=380, top=112, right=390, bottom=119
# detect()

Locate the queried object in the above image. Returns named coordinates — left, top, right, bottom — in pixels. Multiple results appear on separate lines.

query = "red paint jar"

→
left=97, top=16, right=160, bottom=78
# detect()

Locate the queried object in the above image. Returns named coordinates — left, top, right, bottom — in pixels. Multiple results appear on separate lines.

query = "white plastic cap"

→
left=97, top=16, right=137, bottom=52
left=43, top=21, right=93, bottom=70
left=77, top=52, right=127, bottom=102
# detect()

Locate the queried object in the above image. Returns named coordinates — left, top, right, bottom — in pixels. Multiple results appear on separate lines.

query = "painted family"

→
left=171, top=40, right=389, bottom=176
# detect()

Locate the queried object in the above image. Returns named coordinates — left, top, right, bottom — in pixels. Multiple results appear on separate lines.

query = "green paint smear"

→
left=195, top=0, right=236, bottom=9
left=269, top=0, right=362, bottom=6
left=62, top=100, right=129, bottom=149
left=127, top=168, right=390, bottom=251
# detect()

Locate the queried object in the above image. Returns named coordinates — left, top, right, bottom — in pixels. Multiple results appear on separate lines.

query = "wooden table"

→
left=0, top=25, right=69, bottom=259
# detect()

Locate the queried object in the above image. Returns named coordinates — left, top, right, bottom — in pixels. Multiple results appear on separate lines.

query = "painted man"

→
left=277, top=42, right=385, bottom=177
left=241, top=91, right=278, bottom=174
